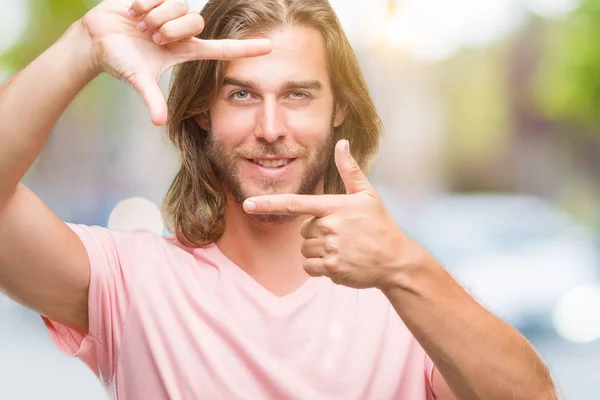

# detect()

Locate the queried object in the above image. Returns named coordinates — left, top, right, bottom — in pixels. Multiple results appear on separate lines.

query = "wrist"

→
left=60, top=19, right=101, bottom=83
left=378, top=241, right=442, bottom=297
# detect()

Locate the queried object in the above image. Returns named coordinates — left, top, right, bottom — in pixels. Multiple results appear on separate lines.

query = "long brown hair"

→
left=163, top=0, right=382, bottom=247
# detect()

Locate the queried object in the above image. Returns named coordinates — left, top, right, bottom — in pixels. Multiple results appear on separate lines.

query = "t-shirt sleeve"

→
left=41, top=223, right=144, bottom=386
left=425, top=354, right=437, bottom=400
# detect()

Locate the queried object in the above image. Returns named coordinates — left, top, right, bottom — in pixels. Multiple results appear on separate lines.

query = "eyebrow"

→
left=222, top=77, right=323, bottom=92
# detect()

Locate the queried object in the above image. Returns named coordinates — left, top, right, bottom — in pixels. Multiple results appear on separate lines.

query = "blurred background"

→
left=1, top=0, right=600, bottom=398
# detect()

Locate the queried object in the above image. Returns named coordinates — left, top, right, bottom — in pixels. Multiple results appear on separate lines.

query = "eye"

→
left=289, top=91, right=309, bottom=100
left=231, top=91, right=252, bottom=100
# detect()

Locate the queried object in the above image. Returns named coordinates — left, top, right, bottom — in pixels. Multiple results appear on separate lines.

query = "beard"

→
left=206, top=123, right=335, bottom=224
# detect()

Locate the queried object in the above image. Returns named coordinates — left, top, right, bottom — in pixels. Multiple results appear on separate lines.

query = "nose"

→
left=254, top=97, right=286, bottom=143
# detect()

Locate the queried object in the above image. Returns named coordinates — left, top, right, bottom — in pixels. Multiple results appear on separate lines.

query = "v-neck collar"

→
left=200, top=243, right=321, bottom=309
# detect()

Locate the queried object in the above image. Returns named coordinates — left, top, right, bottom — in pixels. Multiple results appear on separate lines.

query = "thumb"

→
left=334, top=139, right=373, bottom=194
left=127, top=73, right=167, bottom=126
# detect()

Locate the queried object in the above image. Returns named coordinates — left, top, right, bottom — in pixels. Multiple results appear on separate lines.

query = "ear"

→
left=333, top=100, right=349, bottom=128
left=194, top=111, right=211, bottom=131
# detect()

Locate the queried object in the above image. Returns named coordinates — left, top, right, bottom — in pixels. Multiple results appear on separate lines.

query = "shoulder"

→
left=64, top=223, right=209, bottom=273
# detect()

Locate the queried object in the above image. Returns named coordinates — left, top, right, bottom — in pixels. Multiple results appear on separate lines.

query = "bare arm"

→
left=243, top=142, right=560, bottom=400
left=0, top=22, right=97, bottom=333
left=0, top=0, right=271, bottom=334
left=382, top=255, right=559, bottom=400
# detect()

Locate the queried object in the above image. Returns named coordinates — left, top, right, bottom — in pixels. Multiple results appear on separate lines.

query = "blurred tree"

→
left=532, top=3, right=600, bottom=230
left=535, top=0, right=600, bottom=135
left=437, top=43, right=516, bottom=192
left=0, top=0, right=136, bottom=216
left=1, top=0, right=94, bottom=71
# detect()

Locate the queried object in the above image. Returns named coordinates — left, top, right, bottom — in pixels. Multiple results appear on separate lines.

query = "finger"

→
left=153, top=13, right=204, bottom=44
left=243, top=194, right=343, bottom=216
left=300, top=217, right=319, bottom=239
left=130, top=0, right=164, bottom=18
left=303, top=258, right=327, bottom=278
left=171, top=38, right=272, bottom=62
left=127, top=73, right=167, bottom=126
left=301, top=239, right=328, bottom=258
left=334, top=139, right=373, bottom=194
left=142, top=0, right=190, bottom=32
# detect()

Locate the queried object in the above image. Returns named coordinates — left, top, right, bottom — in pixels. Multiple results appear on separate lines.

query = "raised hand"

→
left=243, top=140, right=426, bottom=289
left=80, top=0, right=272, bottom=125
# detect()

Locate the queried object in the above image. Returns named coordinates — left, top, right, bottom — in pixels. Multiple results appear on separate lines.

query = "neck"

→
left=216, top=195, right=311, bottom=297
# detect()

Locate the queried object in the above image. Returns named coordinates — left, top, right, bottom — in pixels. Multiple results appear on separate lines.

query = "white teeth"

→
left=252, top=159, right=291, bottom=168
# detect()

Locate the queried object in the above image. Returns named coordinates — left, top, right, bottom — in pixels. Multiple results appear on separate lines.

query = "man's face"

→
left=198, top=26, right=346, bottom=212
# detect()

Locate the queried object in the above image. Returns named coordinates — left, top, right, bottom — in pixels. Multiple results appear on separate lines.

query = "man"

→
left=0, top=0, right=558, bottom=399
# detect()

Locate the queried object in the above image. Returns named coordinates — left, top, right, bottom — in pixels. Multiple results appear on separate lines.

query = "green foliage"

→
left=1, top=0, right=93, bottom=70
left=440, top=45, right=513, bottom=166
left=535, top=0, right=600, bottom=132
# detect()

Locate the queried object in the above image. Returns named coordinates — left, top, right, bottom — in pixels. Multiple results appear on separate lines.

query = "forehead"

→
left=223, top=26, right=330, bottom=88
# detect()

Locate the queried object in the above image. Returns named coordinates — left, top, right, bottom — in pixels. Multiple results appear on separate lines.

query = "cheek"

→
left=285, top=109, right=332, bottom=144
left=210, top=105, right=256, bottom=142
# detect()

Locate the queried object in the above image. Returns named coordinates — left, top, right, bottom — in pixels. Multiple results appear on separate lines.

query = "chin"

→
left=227, top=168, right=324, bottom=207
left=242, top=182, right=301, bottom=198
left=247, top=212, right=299, bottom=225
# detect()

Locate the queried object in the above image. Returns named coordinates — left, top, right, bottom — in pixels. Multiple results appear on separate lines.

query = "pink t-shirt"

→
left=43, top=224, right=437, bottom=400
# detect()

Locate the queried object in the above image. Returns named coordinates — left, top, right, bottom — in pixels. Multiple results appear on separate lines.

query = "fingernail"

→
left=136, top=21, right=147, bottom=32
left=129, top=9, right=137, bottom=18
left=152, top=32, right=162, bottom=43
left=344, top=140, right=350, bottom=154
left=243, top=200, right=256, bottom=212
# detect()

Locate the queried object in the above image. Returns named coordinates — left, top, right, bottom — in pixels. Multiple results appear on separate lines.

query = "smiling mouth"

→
left=250, top=158, right=295, bottom=168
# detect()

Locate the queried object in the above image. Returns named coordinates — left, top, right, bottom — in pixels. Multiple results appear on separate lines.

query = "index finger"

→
left=130, top=0, right=164, bottom=17
left=175, top=37, right=272, bottom=61
left=243, top=194, right=342, bottom=217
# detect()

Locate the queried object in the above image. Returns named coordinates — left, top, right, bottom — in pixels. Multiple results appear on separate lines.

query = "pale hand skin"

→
left=246, top=140, right=410, bottom=288
left=244, top=140, right=560, bottom=400
left=83, top=0, right=272, bottom=125
left=0, top=0, right=271, bottom=333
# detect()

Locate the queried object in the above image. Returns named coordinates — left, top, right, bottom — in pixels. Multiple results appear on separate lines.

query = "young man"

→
left=0, top=0, right=558, bottom=399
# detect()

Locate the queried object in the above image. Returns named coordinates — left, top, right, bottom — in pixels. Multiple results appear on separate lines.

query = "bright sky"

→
left=0, top=0, right=583, bottom=64
left=0, top=0, right=28, bottom=55
left=329, top=0, right=581, bottom=61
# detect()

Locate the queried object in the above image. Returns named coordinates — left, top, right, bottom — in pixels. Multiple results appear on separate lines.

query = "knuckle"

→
left=324, top=240, right=338, bottom=255
left=158, top=23, right=171, bottom=38
left=285, top=196, right=299, bottom=214
left=221, top=40, right=231, bottom=59
left=370, top=243, right=387, bottom=261
left=144, top=13, right=160, bottom=29
left=158, top=22, right=177, bottom=39
left=191, top=14, right=205, bottom=33
left=135, top=0, right=162, bottom=14
left=319, top=218, right=337, bottom=235
left=175, top=0, right=189, bottom=14
left=130, top=0, right=144, bottom=13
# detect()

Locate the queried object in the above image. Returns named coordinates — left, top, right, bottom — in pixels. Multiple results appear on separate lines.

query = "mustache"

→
left=233, top=144, right=309, bottom=159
